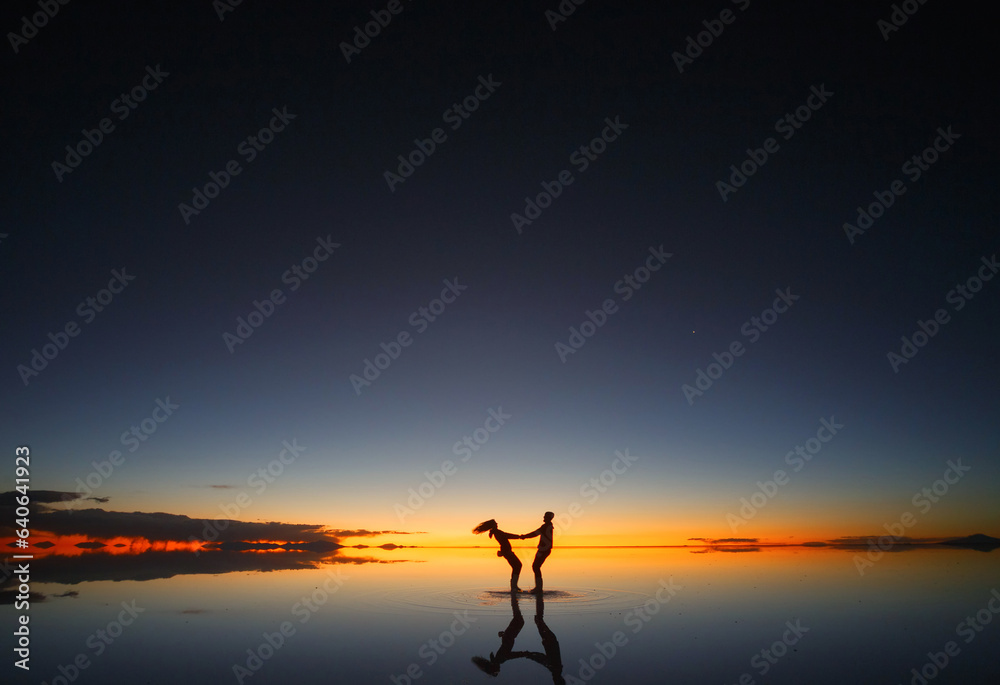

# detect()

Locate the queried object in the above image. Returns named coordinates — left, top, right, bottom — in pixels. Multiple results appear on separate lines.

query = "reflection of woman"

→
left=471, top=593, right=526, bottom=676
left=471, top=593, right=565, bottom=684
left=473, top=519, right=522, bottom=591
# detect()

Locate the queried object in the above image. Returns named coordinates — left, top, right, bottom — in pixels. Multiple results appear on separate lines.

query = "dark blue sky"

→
left=2, top=0, right=997, bottom=544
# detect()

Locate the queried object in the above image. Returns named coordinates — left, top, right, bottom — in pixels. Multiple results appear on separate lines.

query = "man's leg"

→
left=531, top=550, right=550, bottom=592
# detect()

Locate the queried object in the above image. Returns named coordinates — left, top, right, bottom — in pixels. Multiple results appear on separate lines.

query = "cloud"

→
left=0, top=490, right=107, bottom=509
left=828, top=535, right=917, bottom=545
left=25, top=507, right=340, bottom=544
left=0, top=489, right=82, bottom=505
left=0, top=492, right=423, bottom=554
left=325, top=529, right=423, bottom=537
left=711, top=537, right=759, bottom=544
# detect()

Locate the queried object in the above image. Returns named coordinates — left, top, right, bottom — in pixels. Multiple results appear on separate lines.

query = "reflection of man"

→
left=519, top=511, right=554, bottom=594
left=526, top=593, right=565, bottom=685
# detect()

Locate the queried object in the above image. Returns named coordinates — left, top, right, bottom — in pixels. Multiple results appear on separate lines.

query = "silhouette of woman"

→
left=473, top=519, right=522, bottom=592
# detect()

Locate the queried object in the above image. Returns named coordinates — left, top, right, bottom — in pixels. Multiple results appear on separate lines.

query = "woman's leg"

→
left=504, top=551, right=522, bottom=590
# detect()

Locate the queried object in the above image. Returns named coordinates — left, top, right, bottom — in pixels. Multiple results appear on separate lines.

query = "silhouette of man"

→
left=519, top=511, right=554, bottom=594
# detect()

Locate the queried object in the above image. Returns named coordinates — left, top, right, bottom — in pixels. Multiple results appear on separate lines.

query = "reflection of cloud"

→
left=0, top=549, right=411, bottom=588
left=687, top=537, right=761, bottom=553
left=0, top=591, right=46, bottom=604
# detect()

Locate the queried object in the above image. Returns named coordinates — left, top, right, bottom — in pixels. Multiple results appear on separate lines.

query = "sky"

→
left=2, top=0, right=998, bottom=548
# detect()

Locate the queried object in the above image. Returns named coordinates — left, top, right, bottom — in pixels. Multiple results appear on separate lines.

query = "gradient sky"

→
left=2, top=1, right=997, bottom=547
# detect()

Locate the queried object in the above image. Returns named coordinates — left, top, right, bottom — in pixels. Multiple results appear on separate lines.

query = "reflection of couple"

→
left=473, top=511, right=554, bottom=593
left=471, top=592, right=564, bottom=684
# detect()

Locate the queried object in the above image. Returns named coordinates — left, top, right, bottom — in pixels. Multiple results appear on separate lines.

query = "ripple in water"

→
left=362, top=586, right=652, bottom=616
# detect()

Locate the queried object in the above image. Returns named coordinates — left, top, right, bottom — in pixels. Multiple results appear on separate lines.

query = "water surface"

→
left=7, top=545, right=999, bottom=684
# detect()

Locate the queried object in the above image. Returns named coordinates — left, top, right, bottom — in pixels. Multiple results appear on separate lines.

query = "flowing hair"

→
left=472, top=519, right=496, bottom=537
